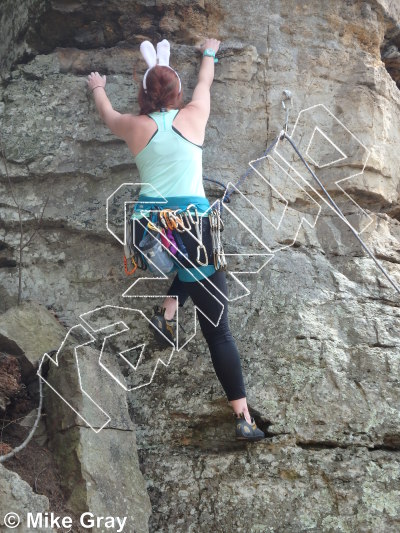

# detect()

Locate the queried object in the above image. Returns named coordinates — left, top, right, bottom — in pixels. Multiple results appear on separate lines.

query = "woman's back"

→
left=127, top=105, right=207, bottom=157
left=134, top=108, right=206, bottom=199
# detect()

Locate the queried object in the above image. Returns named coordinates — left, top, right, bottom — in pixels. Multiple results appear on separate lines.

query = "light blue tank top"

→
left=134, top=109, right=206, bottom=198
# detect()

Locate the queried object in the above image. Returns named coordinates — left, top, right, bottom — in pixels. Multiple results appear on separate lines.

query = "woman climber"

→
left=86, top=38, right=265, bottom=441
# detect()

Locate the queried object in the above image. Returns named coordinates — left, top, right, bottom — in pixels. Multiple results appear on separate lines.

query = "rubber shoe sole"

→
left=149, top=307, right=175, bottom=347
left=235, top=412, right=265, bottom=441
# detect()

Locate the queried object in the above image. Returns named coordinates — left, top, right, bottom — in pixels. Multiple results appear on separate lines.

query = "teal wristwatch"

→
left=203, top=48, right=218, bottom=63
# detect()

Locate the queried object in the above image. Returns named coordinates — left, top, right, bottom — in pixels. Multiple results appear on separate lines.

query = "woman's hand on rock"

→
left=86, top=72, right=106, bottom=91
left=199, top=38, right=221, bottom=54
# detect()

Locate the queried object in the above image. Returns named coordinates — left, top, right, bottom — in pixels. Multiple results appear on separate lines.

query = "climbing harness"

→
left=124, top=204, right=213, bottom=275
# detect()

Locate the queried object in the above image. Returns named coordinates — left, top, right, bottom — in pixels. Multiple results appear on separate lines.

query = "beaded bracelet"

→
left=91, top=85, right=105, bottom=92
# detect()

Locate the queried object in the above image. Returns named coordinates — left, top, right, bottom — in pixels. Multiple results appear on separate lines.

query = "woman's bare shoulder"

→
left=131, top=113, right=151, bottom=122
left=130, top=113, right=155, bottom=132
left=132, top=113, right=158, bottom=133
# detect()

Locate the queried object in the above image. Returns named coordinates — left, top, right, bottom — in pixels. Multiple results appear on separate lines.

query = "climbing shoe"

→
left=234, top=412, right=265, bottom=441
left=149, top=305, right=176, bottom=347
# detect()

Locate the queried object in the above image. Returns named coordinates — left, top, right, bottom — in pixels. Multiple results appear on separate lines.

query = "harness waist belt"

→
left=132, top=195, right=211, bottom=218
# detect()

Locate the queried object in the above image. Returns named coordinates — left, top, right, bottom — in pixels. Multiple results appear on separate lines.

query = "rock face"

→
left=0, top=302, right=67, bottom=382
left=42, top=331, right=152, bottom=532
left=1, top=0, right=400, bottom=532
left=0, top=463, right=55, bottom=533
left=0, top=303, right=151, bottom=532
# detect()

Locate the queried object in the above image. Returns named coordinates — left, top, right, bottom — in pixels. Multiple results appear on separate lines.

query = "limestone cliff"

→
left=1, top=1, right=400, bottom=532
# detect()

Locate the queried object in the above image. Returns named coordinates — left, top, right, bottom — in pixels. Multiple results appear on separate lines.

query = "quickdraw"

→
left=179, top=212, right=192, bottom=232
left=209, top=207, right=227, bottom=271
left=186, top=205, right=208, bottom=266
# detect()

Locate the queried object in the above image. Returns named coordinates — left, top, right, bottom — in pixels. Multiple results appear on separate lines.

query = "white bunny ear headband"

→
left=140, top=39, right=182, bottom=93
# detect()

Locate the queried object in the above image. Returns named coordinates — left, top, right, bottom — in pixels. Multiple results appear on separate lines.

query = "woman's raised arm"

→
left=87, top=71, right=135, bottom=141
left=185, top=38, right=221, bottom=127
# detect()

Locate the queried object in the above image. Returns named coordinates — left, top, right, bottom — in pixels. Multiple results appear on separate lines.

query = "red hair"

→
left=138, top=66, right=183, bottom=115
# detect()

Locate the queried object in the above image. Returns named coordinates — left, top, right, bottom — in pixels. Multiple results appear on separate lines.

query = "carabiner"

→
left=197, top=243, right=208, bottom=266
left=165, top=211, right=177, bottom=230
left=181, top=213, right=192, bottom=231
left=173, top=214, right=186, bottom=233
left=185, top=204, right=198, bottom=225
left=159, top=210, right=168, bottom=229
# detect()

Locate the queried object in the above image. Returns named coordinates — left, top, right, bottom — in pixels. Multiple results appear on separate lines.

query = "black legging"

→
left=134, top=216, right=247, bottom=401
